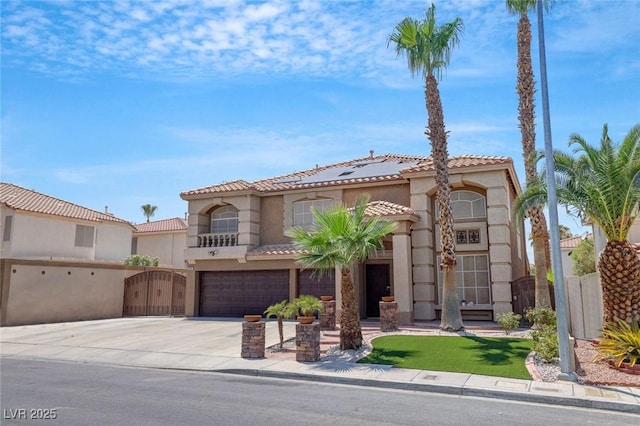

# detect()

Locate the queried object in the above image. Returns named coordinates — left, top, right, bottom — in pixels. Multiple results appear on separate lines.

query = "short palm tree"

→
left=264, top=300, right=293, bottom=349
left=506, top=0, right=553, bottom=308
left=141, top=204, right=157, bottom=223
left=515, top=124, right=640, bottom=325
left=286, top=196, right=396, bottom=350
left=388, top=3, right=464, bottom=331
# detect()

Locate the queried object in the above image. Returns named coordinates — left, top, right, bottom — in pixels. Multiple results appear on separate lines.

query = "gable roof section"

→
left=400, top=155, right=512, bottom=174
left=134, top=217, right=188, bottom=234
left=180, top=154, right=428, bottom=198
left=560, top=233, right=593, bottom=249
left=0, top=182, right=131, bottom=225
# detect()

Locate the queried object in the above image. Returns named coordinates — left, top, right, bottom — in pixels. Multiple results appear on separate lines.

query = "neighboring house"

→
left=0, top=182, right=134, bottom=262
left=133, top=217, right=188, bottom=268
left=560, top=233, right=593, bottom=277
left=180, top=153, right=529, bottom=323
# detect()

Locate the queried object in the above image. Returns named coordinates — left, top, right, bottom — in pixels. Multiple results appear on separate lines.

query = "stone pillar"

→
left=241, top=321, right=265, bottom=358
left=296, top=322, right=320, bottom=362
left=380, top=301, right=399, bottom=332
left=320, top=300, right=336, bottom=330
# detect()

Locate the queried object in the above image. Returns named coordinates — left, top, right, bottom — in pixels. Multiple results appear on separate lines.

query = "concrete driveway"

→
left=0, top=317, right=297, bottom=359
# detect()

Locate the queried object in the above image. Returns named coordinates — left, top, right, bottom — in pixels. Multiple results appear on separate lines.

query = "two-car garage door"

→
left=199, top=270, right=289, bottom=317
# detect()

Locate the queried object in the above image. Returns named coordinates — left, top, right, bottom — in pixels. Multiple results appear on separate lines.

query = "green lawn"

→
left=358, top=335, right=532, bottom=380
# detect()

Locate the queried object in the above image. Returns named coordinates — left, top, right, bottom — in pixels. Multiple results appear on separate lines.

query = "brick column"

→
left=296, top=322, right=320, bottom=362
left=320, top=300, right=336, bottom=330
left=241, top=321, right=265, bottom=358
left=380, top=301, right=399, bottom=332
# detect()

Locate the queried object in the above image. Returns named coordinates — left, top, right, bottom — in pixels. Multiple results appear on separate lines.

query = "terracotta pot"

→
left=320, top=296, right=333, bottom=301
left=297, top=316, right=315, bottom=324
left=607, top=359, right=640, bottom=375
left=381, top=296, right=395, bottom=302
left=244, top=315, right=262, bottom=323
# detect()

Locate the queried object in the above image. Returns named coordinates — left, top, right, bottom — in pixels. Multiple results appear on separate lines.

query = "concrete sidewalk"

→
left=1, top=317, right=638, bottom=414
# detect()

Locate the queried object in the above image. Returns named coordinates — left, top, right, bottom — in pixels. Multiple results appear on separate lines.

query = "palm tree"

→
left=515, top=124, right=640, bottom=325
left=558, top=225, right=572, bottom=240
left=141, top=204, right=157, bottom=223
left=506, top=0, right=553, bottom=308
left=264, top=300, right=293, bottom=349
left=286, top=196, right=396, bottom=350
left=388, top=3, right=464, bottom=331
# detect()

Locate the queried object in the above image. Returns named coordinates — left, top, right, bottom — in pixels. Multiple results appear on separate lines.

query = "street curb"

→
left=216, top=368, right=640, bottom=415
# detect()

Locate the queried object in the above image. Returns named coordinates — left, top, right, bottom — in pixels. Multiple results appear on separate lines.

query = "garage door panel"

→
left=199, top=270, right=289, bottom=317
left=298, top=270, right=335, bottom=298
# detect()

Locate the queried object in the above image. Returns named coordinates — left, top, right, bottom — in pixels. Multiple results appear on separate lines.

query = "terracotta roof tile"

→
left=135, top=217, right=188, bottom=233
left=358, top=200, right=419, bottom=219
left=246, top=244, right=302, bottom=257
left=402, top=155, right=511, bottom=174
left=0, top=182, right=130, bottom=225
left=560, top=233, right=593, bottom=249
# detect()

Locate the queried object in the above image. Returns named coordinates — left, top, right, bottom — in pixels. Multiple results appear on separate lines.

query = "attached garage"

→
left=298, top=269, right=335, bottom=299
left=199, top=270, right=289, bottom=317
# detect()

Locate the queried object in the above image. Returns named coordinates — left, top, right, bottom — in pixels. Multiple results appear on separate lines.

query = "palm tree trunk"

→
left=530, top=207, right=551, bottom=307
left=339, top=266, right=363, bottom=350
left=598, top=240, right=640, bottom=324
left=517, top=12, right=552, bottom=307
left=277, top=316, right=284, bottom=348
left=425, top=72, right=463, bottom=331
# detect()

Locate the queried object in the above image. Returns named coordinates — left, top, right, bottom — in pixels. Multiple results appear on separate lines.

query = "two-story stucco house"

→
left=180, top=153, right=529, bottom=323
left=133, top=217, right=188, bottom=268
left=0, top=182, right=134, bottom=262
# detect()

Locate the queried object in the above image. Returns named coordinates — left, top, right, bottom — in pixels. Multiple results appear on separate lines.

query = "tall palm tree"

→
left=388, top=3, right=464, bottom=331
left=286, top=196, right=396, bottom=350
left=515, top=124, right=640, bottom=325
left=506, top=0, right=553, bottom=308
left=141, top=204, right=157, bottom=223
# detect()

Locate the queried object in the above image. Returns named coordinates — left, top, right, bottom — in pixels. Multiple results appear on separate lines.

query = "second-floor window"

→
left=211, top=206, right=238, bottom=234
left=75, top=224, right=95, bottom=248
left=293, top=199, right=334, bottom=228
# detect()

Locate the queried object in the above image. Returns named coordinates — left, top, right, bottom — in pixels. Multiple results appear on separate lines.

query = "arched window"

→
left=436, top=190, right=486, bottom=220
left=210, top=206, right=238, bottom=234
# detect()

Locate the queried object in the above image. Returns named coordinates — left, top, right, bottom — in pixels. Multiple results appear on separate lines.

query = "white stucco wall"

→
left=0, top=208, right=131, bottom=262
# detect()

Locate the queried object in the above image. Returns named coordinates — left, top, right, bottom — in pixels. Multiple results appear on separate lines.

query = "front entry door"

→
left=366, top=264, right=390, bottom=317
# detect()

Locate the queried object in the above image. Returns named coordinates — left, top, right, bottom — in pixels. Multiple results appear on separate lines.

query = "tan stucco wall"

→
left=0, top=259, right=127, bottom=326
left=342, top=183, right=410, bottom=207
left=136, top=232, right=187, bottom=268
left=260, top=195, right=286, bottom=245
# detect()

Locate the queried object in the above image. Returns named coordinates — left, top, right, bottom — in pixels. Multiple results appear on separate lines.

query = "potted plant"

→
left=291, top=294, right=323, bottom=324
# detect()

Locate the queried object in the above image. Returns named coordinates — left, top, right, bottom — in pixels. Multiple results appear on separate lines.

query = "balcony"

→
left=197, top=233, right=239, bottom=248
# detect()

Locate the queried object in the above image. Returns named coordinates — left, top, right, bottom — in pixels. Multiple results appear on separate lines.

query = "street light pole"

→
left=536, top=0, right=576, bottom=381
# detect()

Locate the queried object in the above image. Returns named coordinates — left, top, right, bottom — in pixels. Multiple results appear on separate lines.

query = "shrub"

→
left=531, top=327, right=559, bottom=361
left=525, top=306, right=558, bottom=361
left=496, top=312, right=522, bottom=335
left=524, top=305, right=556, bottom=328
left=571, top=237, right=596, bottom=276
left=290, top=294, right=323, bottom=317
left=123, top=255, right=159, bottom=267
left=595, top=319, right=640, bottom=367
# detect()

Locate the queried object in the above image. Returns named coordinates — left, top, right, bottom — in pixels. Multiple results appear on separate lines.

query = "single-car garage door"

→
left=199, top=270, right=289, bottom=317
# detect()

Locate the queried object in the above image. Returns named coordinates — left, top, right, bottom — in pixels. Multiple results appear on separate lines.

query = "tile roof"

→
left=0, top=182, right=131, bottom=225
left=246, top=244, right=302, bottom=257
left=181, top=153, right=429, bottom=197
left=355, top=200, right=419, bottom=220
left=560, top=233, right=593, bottom=249
left=134, top=217, right=188, bottom=234
left=401, top=155, right=512, bottom=175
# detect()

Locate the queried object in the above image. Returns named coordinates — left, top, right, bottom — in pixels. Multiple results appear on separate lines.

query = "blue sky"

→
left=2, top=0, right=639, bottom=246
